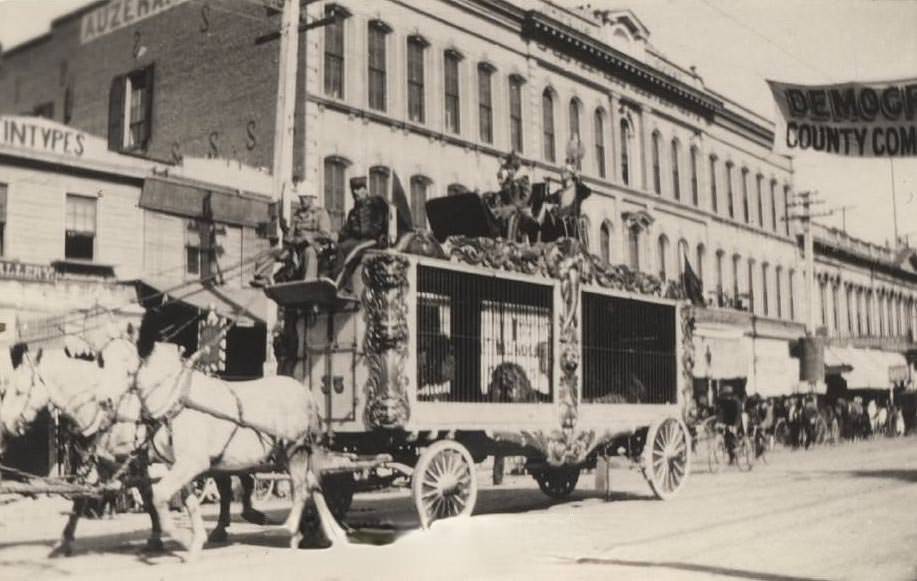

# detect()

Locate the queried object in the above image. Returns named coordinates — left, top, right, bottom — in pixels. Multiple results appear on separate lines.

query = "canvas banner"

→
left=767, top=78, right=917, bottom=157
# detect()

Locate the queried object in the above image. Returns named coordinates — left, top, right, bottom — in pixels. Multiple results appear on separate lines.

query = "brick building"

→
left=0, top=113, right=272, bottom=371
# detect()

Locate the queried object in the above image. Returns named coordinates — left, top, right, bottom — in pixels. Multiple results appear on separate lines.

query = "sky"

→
left=1, top=0, right=915, bottom=246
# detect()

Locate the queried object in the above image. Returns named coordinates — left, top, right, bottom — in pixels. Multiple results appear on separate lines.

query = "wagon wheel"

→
left=735, top=437, right=754, bottom=472
left=707, top=434, right=726, bottom=474
left=774, top=419, right=790, bottom=447
left=815, top=416, right=828, bottom=445
left=253, top=476, right=275, bottom=502
left=642, top=417, right=690, bottom=500
left=533, top=467, right=580, bottom=499
left=412, top=440, right=478, bottom=529
left=830, top=418, right=841, bottom=444
left=322, top=472, right=355, bottom=520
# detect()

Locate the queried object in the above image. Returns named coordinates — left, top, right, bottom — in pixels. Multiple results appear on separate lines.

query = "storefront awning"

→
left=136, top=278, right=267, bottom=326
left=836, top=347, right=903, bottom=390
left=140, top=177, right=270, bottom=228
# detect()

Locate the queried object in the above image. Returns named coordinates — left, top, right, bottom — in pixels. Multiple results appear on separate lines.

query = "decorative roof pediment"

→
left=594, top=9, right=650, bottom=41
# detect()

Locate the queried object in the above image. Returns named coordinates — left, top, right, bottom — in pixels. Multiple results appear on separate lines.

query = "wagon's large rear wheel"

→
left=642, top=417, right=690, bottom=500
left=533, top=467, right=580, bottom=499
left=412, top=440, right=478, bottom=529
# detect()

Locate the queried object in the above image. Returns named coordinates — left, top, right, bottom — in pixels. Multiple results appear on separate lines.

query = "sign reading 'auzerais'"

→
left=81, top=0, right=191, bottom=44
left=767, top=79, right=917, bottom=157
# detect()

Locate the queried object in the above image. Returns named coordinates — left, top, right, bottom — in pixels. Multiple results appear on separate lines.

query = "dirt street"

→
left=1, top=437, right=916, bottom=581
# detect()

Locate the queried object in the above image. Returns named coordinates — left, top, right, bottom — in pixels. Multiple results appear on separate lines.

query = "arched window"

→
left=832, top=282, right=840, bottom=333
left=671, top=139, right=681, bottom=201
left=323, top=155, right=350, bottom=229
left=508, top=75, right=525, bottom=153
left=410, top=175, right=431, bottom=228
left=770, top=179, right=778, bottom=232
left=323, top=4, right=349, bottom=99
left=620, top=118, right=631, bottom=186
left=444, top=49, right=462, bottom=134
left=542, top=89, right=556, bottom=162
left=775, top=266, right=783, bottom=319
left=407, top=35, right=428, bottom=123
left=741, top=167, right=750, bottom=224
left=715, top=250, right=724, bottom=296
left=756, top=174, right=764, bottom=227
left=788, top=269, right=796, bottom=321
left=600, top=220, right=613, bottom=264
left=676, top=239, right=689, bottom=278
left=696, top=243, right=705, bottom=286
left=568, top=98, right=582, bottom=169
left=367, top=20, right=390, bottom=112
left=447, top=183, right=467, bottom=197
left=651, top=131, right=662, bottom=194
left=732, top=254, right=741, bottom=303
left=657, top=234, right=669, bottom=280
left=568, top=98, right=581, bottom=141
left=725, top=162, right=735, bottom=219
left=369, top=165, right=390, bottom=197
left=761, top=262, right=769, bottom=316
left=747, top=258, right=756, bottom=313
left=627, top=225, right=640, bottom=269
left=709, top=155, right=719, bottom=213
left=594, top=108, right=606, bottom=178
left=477, top=63, right=494, bottom=144
left=690, top=146, right=699, bottom=206
left=846, top=284, right=854, bottom=335
left=783, top=185, right=791, bottom=236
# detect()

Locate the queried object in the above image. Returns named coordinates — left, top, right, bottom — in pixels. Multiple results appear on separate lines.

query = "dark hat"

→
left=350, top=176, right=367, bottom=191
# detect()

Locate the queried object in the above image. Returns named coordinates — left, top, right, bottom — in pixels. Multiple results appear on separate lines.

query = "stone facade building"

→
left=1, top=0, right=913, bottom=397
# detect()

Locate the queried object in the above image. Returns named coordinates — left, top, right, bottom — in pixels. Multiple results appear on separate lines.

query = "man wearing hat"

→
left=286, top=192, right=335, bottom=280
left=251, top=191, right=335, bottom=287
left=716, top=384, right=742, bottom=463
left=332, top=176, right=390, bottom=293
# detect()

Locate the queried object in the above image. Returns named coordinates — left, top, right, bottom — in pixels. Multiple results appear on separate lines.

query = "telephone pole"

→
left=263, top=0, right=301, bottom=377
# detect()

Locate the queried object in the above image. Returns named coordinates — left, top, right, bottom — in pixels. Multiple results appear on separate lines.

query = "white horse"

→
left=0, top=342, right=168, bottom=557
left=130, top=338, right=347, bottom=557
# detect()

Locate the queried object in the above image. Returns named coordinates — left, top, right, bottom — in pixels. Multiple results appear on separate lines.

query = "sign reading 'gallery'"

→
left=767, top=79, right=917, bottom=157
left=81, top=0, right=191, bottom=44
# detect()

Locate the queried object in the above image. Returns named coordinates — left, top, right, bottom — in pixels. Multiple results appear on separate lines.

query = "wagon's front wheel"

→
left=642, top=417, right=690, bottom=500
left=412, top=440, right=478, bottom=529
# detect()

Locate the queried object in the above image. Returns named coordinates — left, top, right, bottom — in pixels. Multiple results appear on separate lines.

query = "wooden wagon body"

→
left=268, top=236, right=696, bottom=524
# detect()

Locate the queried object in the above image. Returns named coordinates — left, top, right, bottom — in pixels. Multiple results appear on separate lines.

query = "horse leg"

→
left=208, top=475, right=233, bottom=544
left=139, top=479, right=165, bottom=553
left=48, top=498, right=84, bottom=558
left=151, top=460, right=208, bottom=553
left=306, top=448, right=349, bottom=546
left=181, top=487, right=207, bottom=559
left=239, top=473, right=268, bottom=525
left=283, top=452, right=309, bottom=548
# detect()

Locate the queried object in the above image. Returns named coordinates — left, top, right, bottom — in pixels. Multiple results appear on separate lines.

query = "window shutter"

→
left=143, top=64, right=155, bottom=147
left=108, top=74, right=125, bottom=151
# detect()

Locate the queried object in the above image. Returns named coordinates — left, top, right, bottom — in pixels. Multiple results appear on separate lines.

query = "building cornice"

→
left=521, top=10, right=723, bottom=120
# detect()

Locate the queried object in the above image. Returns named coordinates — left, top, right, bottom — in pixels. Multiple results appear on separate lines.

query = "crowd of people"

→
left=690, top=386, right=908, bottom=465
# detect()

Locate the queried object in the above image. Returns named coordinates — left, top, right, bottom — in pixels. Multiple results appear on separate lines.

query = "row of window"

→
left=323, top=9, right=791, bottom=235
left=820, top=280, right=916, bottom=339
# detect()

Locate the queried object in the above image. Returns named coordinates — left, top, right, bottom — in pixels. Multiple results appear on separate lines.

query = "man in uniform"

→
left=251, top=192, right=335, bottom=286
left=332, top=176, right=389, bottom=294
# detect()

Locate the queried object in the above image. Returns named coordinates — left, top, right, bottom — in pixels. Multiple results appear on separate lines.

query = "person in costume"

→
left=537, top=137, right=592, bottom=245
